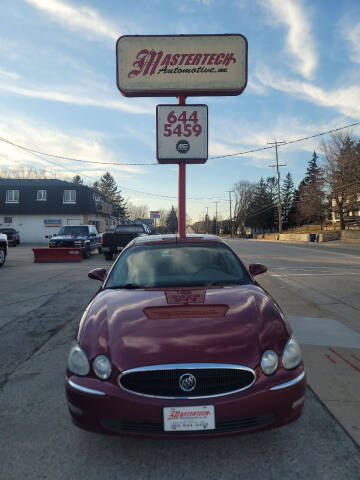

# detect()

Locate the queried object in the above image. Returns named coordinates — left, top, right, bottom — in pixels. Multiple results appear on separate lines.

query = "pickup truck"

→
left=101, top=223, right=148, bottom=260
left=47, top=225, right=101, bottom=259
left=0, top=232, right=8, bottom=267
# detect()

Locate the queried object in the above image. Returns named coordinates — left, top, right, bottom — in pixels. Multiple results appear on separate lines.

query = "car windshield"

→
left=57, top=226, right=88, bottom=236
left=106, top=243, right=252, bottom=289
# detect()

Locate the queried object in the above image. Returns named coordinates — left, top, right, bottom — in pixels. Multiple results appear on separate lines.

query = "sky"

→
left=0, top=0, right=360, bottom=223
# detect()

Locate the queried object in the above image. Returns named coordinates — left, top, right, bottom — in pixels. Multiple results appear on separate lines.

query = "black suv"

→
left=0, top=228, right=20, bottom=247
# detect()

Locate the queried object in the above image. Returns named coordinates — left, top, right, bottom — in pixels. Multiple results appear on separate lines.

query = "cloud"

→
left=255, top=66, right=360, bottom=119
left=24, top=0, right=122, bottom=41
left=343, top=22, right=360, bottom=63
left=0, top=79, right=153, bottom=114
left=259, top=0, right=317, bottom=79
left=0, top=68, right=20, bottom=80
left=0, top=114, right=146, bottom=181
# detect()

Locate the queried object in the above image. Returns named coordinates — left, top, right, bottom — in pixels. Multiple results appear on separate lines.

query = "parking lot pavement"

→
left=1, top=245, right=360, bottom=479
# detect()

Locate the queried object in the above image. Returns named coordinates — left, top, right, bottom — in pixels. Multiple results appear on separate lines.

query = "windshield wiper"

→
left=106, top=283, right=142, bottom=289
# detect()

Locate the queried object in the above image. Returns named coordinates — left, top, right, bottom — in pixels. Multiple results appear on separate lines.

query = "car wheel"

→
left=0, top=247, right=6, bottom=267
left=12, top=241, right=17, bottom=247
left=83, top=246, right=90, bottom=259
left=104, top=253, right=113, bottom=261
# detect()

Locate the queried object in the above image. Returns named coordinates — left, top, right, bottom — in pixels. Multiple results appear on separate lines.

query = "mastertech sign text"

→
left=117, top=34, right=247, bottom=97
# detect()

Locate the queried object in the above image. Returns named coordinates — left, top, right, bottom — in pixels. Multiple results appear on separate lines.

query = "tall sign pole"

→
left=177, top=95, right=187, bottom=237
left=116, top=34, right=248, bottom=239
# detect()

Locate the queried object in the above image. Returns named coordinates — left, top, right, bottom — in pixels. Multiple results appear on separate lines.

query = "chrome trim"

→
left=270, top=371, right=305, bottom=391
left=118, top=363, right=256, bottom=399
left=68, top=378, right=106, bottom=396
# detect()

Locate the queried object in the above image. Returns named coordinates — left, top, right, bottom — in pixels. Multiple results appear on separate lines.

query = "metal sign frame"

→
left=156, top=104, right=208, bottom=164
left=116, top=34, right=248, bottom=98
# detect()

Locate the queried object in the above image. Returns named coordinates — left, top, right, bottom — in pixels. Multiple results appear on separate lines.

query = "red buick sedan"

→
left=65, top=234, right=306, bottom=436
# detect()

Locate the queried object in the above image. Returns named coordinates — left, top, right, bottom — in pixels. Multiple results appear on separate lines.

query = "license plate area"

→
left=163, top=405, right=215, bottom=431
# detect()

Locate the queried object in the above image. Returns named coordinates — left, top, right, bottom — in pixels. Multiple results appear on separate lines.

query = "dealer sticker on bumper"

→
left=163, top=405, right=215, bottom=431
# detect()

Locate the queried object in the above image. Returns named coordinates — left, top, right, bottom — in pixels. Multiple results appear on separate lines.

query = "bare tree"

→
left=233, top=181, right=256, bottom=235
left=127, top=203, right=149, bottom=220
left=321, top=133, right=360, bottom=230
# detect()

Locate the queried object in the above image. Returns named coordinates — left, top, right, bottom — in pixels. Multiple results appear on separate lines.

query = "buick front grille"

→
left=118, top=363, right=256, bottom=399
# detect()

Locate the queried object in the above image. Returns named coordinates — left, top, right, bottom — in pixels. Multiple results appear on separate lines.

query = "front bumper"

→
left=65, top=367, right=306, bottom=437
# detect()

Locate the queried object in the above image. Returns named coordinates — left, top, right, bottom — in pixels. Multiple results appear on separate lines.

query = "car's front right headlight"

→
left=67, top=341, right=90, bottom=376
left=282, top=336, right=302, bottom=370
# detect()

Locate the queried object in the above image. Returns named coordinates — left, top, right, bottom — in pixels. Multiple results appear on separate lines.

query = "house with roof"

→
left=0, top=179, right=113, bottom=243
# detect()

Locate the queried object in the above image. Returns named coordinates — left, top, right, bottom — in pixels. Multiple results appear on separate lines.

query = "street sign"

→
left=116, top=34, right=247, bottom=97
left=157, top=105, right=208, bottom=164
left=150, top=211, right=160, bottom=219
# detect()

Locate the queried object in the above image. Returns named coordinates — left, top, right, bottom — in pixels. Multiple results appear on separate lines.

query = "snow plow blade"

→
left=32, top=248, right=83, bottom=262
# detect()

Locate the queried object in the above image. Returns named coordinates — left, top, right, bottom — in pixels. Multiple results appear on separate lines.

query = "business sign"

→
left=150, top=211, right=160, bottom=219
left=44, top=219, right=62, bottom=227
left=116, top=34, right=247, bottom=97
left=157, top=105, right=208, bottom=164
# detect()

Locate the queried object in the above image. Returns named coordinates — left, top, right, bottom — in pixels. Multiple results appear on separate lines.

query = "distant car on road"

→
left=66, top=234, right=306, bottom=437
left=0, top=228, right=20, bottom=246
left=47, top=225, right=101, bottom=259
left=0, top=232, right=8, bottom=267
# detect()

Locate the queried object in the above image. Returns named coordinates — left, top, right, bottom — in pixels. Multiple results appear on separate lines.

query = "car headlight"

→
left=74, top=240, right=84, bottom=245
left=67, top=341, right=90, bottom=376
left=282, top=336, right=302, bottom=370
left=93, top=355, right=112, bottom=380
left=261, top=349, right=278, bottom=375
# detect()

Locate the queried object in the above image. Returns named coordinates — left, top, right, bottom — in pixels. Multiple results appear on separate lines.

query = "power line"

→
left=209, top=120, right=360, bottom=160
left=1, top=120, right=360, bottom=167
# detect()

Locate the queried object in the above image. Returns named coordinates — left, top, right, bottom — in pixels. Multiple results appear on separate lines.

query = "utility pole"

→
left=267, top=140, right=286, bottom=235
left=226, top=190, right=234, bottom=236
left=213, top=201, right=218, bottom=234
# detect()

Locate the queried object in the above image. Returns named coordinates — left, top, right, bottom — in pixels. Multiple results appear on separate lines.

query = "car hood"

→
left=78, top=285, right=291, bottom=372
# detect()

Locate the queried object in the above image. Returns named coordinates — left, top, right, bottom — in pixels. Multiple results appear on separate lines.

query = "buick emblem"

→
left=179, top=373, right=196, bottom=392
left=176, top=140, right=190, bottom=154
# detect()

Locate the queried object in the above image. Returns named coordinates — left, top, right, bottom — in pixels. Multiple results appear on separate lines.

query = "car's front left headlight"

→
left=261, top=350, right=278, bottom=375
left=67, top=341, right=90, bottom=376
left=93, top=355, right=112, bottom=380
left=282, top=336, right=302, bottom=370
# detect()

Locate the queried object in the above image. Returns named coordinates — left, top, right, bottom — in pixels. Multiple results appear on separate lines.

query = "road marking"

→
left=270, top=273, right=360, bottom=277
left=328, top=348, right=360, bottom=373
left=324, top=354, right=336, bottom=364
left=351, top=354, right=360, bottom=363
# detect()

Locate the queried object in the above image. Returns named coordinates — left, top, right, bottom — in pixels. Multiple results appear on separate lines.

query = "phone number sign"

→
left=156, top=105, right=208, bottom=164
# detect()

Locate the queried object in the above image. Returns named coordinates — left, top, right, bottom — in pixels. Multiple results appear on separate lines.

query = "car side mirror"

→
left=249, top=263, right=267, bottom=277
left=88, top=268, right=107, bottom=282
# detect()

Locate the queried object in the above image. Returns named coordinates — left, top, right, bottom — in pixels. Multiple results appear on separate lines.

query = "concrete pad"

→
left=288, top=316, right=360, bottom=349
left=302, top=344, right=360, bottom=446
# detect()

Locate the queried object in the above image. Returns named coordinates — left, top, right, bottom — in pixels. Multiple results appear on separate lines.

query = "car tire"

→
left=12, top=241, right=17, bottom=247
left=0, top=247, right=6, bottom=267
left=83, top=246, right=90, bottom=259
left=104, top=253, right=113, bottom=261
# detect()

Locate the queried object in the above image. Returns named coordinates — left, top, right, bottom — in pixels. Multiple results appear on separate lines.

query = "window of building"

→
left=4, top=217, right=12, bottom=223
left=36, top=189, right=47, bottom=201
left=63, top=190, right=76, bottom=204
left=6, top=190, right=19, bottom=203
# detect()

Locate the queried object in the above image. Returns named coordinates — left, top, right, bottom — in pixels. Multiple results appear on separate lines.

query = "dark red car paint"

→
left=66, top=235, right=306, bottom=436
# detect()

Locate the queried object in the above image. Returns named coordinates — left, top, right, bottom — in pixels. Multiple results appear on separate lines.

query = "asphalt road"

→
left=0, top=242, right=360, bottom=480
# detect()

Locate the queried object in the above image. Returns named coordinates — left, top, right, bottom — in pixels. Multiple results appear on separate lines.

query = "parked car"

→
left=47, top=225, right=101, bottom=259
left=0, top=232, right=8, bottom=267
left=0, top=228, right=20, bottom=246
left=66, top=234, right=306, bottom=437
left=101, top=223, right=148, bottom=260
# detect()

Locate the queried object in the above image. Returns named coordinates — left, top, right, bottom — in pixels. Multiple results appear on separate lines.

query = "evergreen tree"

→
left=245, top=178, right=276, bottom=232
left=166, top=206, right=178, bottom=233
left=211, top=217, right=217, bottom=234
left=297, top=151, right=325, bottom=226
left=281, top=172, right=295, bottom=230
left=72, top=175, right=83, bottom=184
left=94, top=172, right=128, bottom=219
